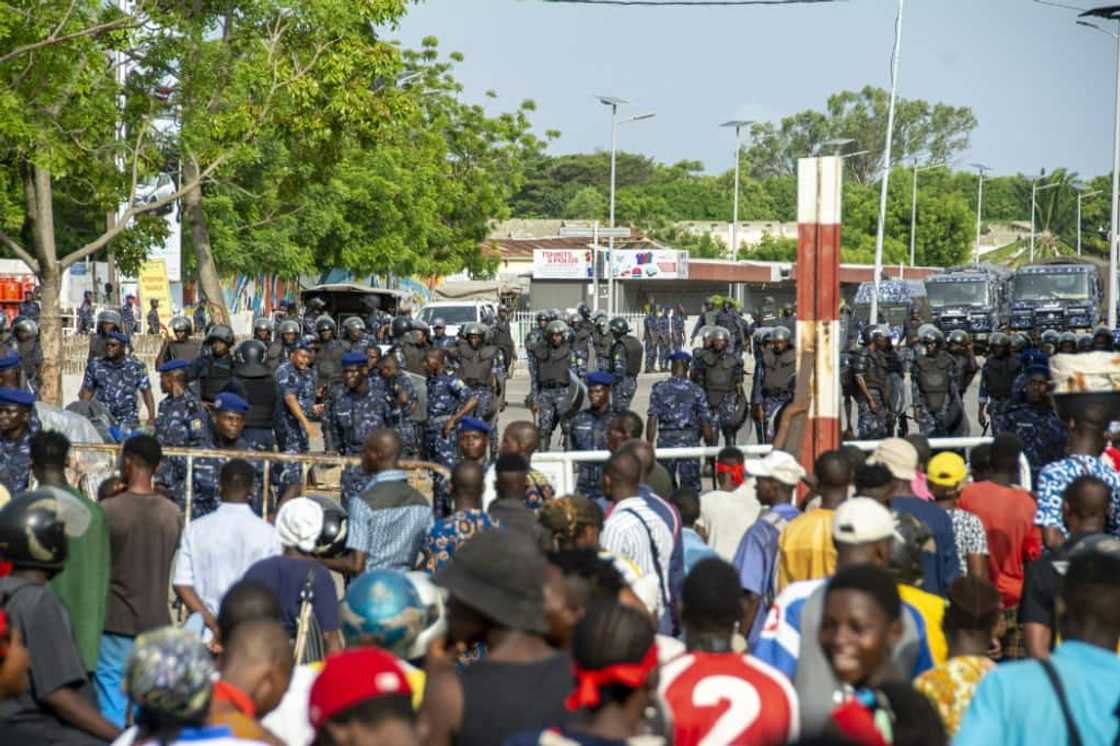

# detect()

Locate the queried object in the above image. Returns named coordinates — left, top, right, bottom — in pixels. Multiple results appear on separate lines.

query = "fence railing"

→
left=530, top=437, right=1029, bottom=495
left=69, top=442, right=450, bottom=525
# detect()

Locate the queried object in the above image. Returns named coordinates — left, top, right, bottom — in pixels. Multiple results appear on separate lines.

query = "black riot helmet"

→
left=578, top=303, right=591, bottom=319
left=947, top=329, right=971, bottom=348
left=307, top=297, right=327, bottom=311
left=1058, top=331, right=1078, bottom=351
left=1010, top=333, right=1030, bottom=354
left=233, top=339, right=269, bottom=373
left=170, top=316, right=193, bottom=335
left=1040, top=329, right=1060, bottom=348
left=12, top=317, right=38, bottom=338
left=97, top=309, right=123, bottom=330
left=609, top=318, right=630, bottom=336
left=205, top=324, right=235, bottom=345
left=252, top=317, right=273, bottom=337
left=918, top=324, right=943, bottom=347
left=988, top=332, right=1010, bottom=352
left=278, top=319, right=301, bottom=338
left=390, top=316, right=412, bottom=340
left=770, top=326, right=792, bottom=344
left=0, top=492, right=69, bottom=571
left=1092, top=324, right=1115, bottom=351
left=316, top=316, right=337, bottom=335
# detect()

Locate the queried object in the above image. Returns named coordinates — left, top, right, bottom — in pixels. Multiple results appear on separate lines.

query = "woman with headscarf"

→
left=241, top=498, right=343, bottom=657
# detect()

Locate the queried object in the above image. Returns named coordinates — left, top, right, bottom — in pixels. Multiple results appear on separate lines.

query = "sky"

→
left=392, top=0, right=1116, bottom=179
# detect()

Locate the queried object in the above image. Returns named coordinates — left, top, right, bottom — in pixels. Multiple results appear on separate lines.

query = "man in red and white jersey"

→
left=659, top=557, right=799, bottom=746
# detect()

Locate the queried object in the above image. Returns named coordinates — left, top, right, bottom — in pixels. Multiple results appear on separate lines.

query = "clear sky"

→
left=393, top=0, right=1115, bottom=179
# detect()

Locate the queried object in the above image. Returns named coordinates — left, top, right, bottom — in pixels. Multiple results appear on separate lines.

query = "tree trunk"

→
left=182, top=158, right=230, bottom=326
left=25, top=163, right=63, bottom=406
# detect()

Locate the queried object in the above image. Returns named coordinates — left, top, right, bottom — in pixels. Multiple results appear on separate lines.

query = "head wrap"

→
left=564, top=642, right=658, bottom=711
left=716, top=461, right=746, bottom=487
left=124, top=626, right=217, bottom=721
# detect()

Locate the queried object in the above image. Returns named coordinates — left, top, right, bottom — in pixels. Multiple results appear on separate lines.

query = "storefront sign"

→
left=610, top=249, right=688, bottom=280
left=533, top=248, right=593, bottom=279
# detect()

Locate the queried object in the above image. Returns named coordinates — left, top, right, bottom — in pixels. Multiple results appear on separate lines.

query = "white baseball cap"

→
left=832, top=497, right=901, bottom=545
left=744, top=450, right=807, bottom=487
left=867, top=438, right=919, bottom=482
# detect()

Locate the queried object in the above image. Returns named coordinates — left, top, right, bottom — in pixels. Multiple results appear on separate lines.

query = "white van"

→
left=417, top=301, right=497, bottom=337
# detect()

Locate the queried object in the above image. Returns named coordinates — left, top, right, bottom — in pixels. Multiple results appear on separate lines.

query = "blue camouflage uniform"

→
left=147, top=308, right=161, bottom=335
left=854, top=347, right=892, bottom=440
left=694, top=348, right=744, bottom=444
left=18, top=300, right=39, bottom=322
left=656, top=311, right=672, bottom=370
left=1004, top=366, right=1068, bottom=485
left=751, top=346, right=797, bottom=443
left=331, top=375, right=389, bottom=502
left=81, top=354, right=151, bottom=429
left=120, top=301, right=136, bottom=336
left=192, top=303, right=207, bottom=333
left=531, top=341, right=576, bottom=451
left=426, top=371, right=473, bottom=516
left=153, top=364, right=211, bottom=505
left=978, top=354, right=1019, bottom=435
left=648, top=365, right=712, bottom=492
left=642, top=312, right=658, bottom=372
left=186, top=393, right=264, bottom=518
left=609, top=337, right=639, bottom=414
left=569, top=372, right=614, bottom=501
left=911, top=351, right=964, bottom=437
left=274, top=359, right=318, bottom=489
left=381, top=371, right=421, bottom=458
left=671, top=308, right=686, bottom=352
left=0, top=389, right=38, bottom=494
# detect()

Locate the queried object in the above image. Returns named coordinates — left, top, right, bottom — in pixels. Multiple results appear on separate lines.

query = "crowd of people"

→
left=0, top=293, right=1118, bottom=745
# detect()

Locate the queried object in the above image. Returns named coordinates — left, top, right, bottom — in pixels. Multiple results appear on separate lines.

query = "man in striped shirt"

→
left=600, top=451, right=674, bottom=626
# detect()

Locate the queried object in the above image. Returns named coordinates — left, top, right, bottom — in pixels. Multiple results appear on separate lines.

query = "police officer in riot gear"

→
left=230, top=339, right=280, bottom=451
left=253, top=317, right=273, bottom=346
left=456, top=322, right=504, bottom=454
left=155, top=316, right=201, bottom=369
left=303, top=297, right=327, bottom=336
left=88, top=309, right=127, bottom=362
left=11, top=317, right=41, bottom=394
left=752, top=325, right=796, bottom=443
left=591, top=312, right=612, bottom=372
left=947, top=329, right=979, bottom=397
left=912, top=325, right=965, bottom=437
left=853, top=326, right=893, bottom=439
left=978, top=332, right=1018, bottom=436
left=400, top=319, right=432, bottom=376
left=341, top=316, right=371, bottom=354
left=693, top=326, right=744, bottom=446
left=1091, top=324, right=1115, bottom=351
left=269, top=319, right=301, bottom=370
left=492, top=306, right=516, bottom=374
left=189, top=324, right=236, bottom=406
left=530, top=319, right=576, bottom=451
left=608, top=318, right=642, bottom=413
left=570, top=310, right=594, bottom=376
left=1057, top=331, right=1078, bottom=355
left=1039, top=329, right=1060, bottom=357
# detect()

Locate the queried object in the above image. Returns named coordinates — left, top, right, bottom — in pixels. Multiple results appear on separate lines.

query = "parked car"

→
left=417, top=301, right=497, bottom=337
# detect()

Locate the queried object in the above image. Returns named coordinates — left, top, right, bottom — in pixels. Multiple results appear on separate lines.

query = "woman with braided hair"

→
left=506, top=601, right=662, bottom=746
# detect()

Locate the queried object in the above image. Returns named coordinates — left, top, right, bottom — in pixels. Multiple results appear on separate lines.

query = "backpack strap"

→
left=620, top=508, right=670, bottom=613
left=1039, top=658, right=1083, bottom=746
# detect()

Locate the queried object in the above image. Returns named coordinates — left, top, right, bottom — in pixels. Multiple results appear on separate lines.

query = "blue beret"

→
left=458, top=416, right=491, bottom=434
left=157, top=359, right=190, bottom=372
left=1024, top=364, right=1051, bottom=380
left=669, top=351, right=692, bottom=362
left=106, top=331, right=129, bottom=344
left=587, top=371, right=614, bottom=387
left=0, top=354, right=20, bottom=371
left=214, top=392, right=250, bottom=414
left=341, top=352, right=367, bottom=367
left=0, top=388, right=35, bottom=407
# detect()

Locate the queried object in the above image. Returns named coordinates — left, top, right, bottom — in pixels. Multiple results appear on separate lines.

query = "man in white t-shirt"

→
left=699, top=446, right=761, bottom=561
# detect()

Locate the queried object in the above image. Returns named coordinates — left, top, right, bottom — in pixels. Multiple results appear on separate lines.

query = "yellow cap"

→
left=927, top=451, right=967, bottom=488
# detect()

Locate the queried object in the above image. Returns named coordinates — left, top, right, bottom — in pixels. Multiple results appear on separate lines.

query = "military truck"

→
left=1009, top=257, right=1106, bottom=337
left=848, top=279, right=932, bottom=344
left=924, top=265, right=1012, bottom=350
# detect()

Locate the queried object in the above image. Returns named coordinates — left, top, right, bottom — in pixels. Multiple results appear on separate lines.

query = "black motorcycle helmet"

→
left=390, top=316, right=412, bottom=340
left=609, top=318, right=630, bottom=336
left=0, top=492, right=69, bottom=570
left=205, top=324, right=235, bottom=345
left=309, top=496, right=349, bottom=557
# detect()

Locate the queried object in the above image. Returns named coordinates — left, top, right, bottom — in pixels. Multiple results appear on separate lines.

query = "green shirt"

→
left=48, top=488, right=110, bottom=672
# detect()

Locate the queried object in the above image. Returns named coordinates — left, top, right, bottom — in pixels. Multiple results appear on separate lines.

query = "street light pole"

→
left=1078, top=189, right=1103, bottom=256
left=871, top=0, right=906, bottom=326
left=598, top=96, right=654, bottom=315
left=970, top=163, right=990, bottom=265
left=721, top=120, right=753, bottom=305
left=1079, top=8, right=1120, bottom=327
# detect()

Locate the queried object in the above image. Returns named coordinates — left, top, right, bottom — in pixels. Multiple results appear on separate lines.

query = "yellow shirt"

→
left=776, top=508, right=836, bottom=591
left=898, top=583, right=949, bottom=665
left=913, top=655, right=995, bottom=736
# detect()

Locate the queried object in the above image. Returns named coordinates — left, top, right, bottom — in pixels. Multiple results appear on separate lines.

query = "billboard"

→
left=610, top=249, right=688, bottom=280
left=533, top=248, right=593, bottom=280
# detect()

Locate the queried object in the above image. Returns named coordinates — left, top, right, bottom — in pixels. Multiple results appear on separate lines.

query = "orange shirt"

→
left=958, top=481, right=1042, bottom=607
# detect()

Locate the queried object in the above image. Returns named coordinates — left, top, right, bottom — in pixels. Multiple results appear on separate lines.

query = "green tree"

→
left=563, top=186, right=607, bottom=220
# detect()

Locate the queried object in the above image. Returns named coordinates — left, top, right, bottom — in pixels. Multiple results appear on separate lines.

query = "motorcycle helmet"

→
left=308, top=495, right=348, bottom=557
left=340, top=569, right=429, bottom=659
left=0, top=491, right=70, bottom=570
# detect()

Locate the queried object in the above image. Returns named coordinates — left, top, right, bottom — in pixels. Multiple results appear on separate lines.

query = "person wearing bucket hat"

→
left=122, top=626, right=222, bottom=743
left=867, top=438, right=961, bottom=596
left=421, top=529, right=574, bottom=746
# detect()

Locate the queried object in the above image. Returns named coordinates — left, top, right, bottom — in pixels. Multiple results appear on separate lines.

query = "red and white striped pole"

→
left=794, top=156, right=842, bottom=475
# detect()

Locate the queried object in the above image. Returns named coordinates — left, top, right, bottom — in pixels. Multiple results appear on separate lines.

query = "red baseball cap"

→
left=308, top=647, right=412, bottom=730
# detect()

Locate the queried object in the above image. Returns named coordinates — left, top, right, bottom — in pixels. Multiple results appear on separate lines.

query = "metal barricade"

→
left=69, top=442, right=450, bottom=525
left=529, top=437, right=1031, bottom=495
